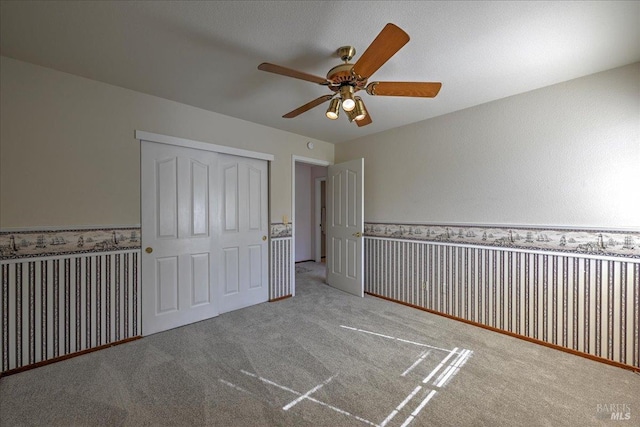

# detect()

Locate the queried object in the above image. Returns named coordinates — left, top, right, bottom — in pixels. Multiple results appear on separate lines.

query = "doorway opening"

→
left=292, top=155, right=364, bottom=298
left=294, top=162, right=327, bottom=264
left=292, top=156, right=330, bottom=296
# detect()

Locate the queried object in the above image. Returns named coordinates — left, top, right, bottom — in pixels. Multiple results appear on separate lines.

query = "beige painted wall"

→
left=294, top=162, right=312, bottom=262
left=336, top=63, right=640, bottom=229
left=0, top=57, right=334, bottom=228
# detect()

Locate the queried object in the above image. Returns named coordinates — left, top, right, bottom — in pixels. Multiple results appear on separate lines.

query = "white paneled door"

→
left=141, top=142, right=268, bottom=335
left=141, top=142, right=219, bottom=335
left=326, top=158, right=364, bottom=297
left=218, top=154, right=269, bottom=313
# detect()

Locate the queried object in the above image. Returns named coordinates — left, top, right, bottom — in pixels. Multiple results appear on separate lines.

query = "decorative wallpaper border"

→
left=0, top=227, right=141, bottom=260
left=7, top=223, right=634, bottom=259
left=271, top=223, right=292, bottom=238
left=364, top=223, right=640, bottom=259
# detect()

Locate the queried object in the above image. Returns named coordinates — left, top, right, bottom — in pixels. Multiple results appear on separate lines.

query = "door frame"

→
left=314, top=177, right=326, bottom=263
left=291, top=155, right=331, bottom=296
left=136, top=131, right=274, bottom=161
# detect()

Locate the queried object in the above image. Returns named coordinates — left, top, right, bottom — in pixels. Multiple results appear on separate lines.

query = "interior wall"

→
left=0, top=56, right=334, bottom=228
left=294, top=163, right=312, bottom=262
left=335, top=63, right=640, bottom=229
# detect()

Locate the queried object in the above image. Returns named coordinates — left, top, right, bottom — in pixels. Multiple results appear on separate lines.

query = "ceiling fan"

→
left=258, top=23, right=441, bottom=127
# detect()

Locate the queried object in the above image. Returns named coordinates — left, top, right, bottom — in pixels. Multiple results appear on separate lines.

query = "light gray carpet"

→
left=1, top=261, right=638, bottom=426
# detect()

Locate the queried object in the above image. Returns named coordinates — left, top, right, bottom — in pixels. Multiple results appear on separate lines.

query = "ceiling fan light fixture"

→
left=340, top=85, right=355, bottom=111
left=342, top=98, right=355, bottom=112
left=258, top=23, right=441, bottom=128
left=326, top=98, right=340, bottom=119
left=354, top=97, right=366, bottom=121
left=345, top=108, right=357, bottom=123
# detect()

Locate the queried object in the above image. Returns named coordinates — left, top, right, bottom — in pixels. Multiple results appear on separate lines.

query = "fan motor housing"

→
left=326, top=46, right=367, bottom=92
left=326, top=64, right=367, bottom=92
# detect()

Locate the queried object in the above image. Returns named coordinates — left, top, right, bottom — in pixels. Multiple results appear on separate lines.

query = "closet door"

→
left=141, top=142, right=219, bottom=335
left=218, top=154, right=269, bottom=313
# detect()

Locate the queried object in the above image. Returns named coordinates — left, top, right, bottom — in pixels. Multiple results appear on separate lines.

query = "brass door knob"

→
left=262, top=236, right=267, bottom=241
left=353, top=232, right=362, bottom=238
left=145, top=247, right=153, bottom=254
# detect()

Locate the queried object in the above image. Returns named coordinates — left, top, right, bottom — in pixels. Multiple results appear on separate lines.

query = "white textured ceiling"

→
left=1, top=1, right=639, bottom=144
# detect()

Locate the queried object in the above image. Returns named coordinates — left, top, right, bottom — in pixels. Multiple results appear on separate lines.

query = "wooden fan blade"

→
left=258, top=63, right=328, bottom=85
left=366, top=81, right=442, bottom=97
left=351, top=23, right=410, bottom=80
left=283, top=95, right=334, bottom=118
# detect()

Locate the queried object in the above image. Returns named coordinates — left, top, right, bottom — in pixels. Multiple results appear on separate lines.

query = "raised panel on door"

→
left=248, top=166, right=262, bottom=231
left=224, top=164, right=239, bottom=232
left=190, top=253, right=210, bottom=307
left=332, top=237, right=342, bottom=275
left=223, top=247, right=240, bottom=295
left=347, top=239, right=357, bottom=279
left=248, top=245, right=262, bottom=289
left=347, top=170, right=357, bottom=227
left=156, top=256, right=179, bottom=314
left=190, top=160, right=209, bottom=237
left=332, top=172, right=343, bottom=227
left=157, top=158, right=178, bottom=239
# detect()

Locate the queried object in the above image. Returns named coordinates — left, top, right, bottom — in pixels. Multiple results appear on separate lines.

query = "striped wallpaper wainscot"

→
left=1, top=250, right=141, bottom=375
left=269, top=223, right=292, bottom=301
left=2, top=224, right=294, bottom=374
left=365, top=236, right=640, bottom=370
left=270, top=237, right=292, bottom=301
